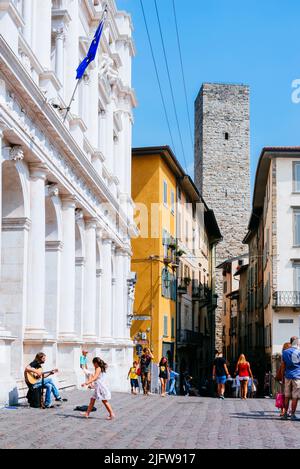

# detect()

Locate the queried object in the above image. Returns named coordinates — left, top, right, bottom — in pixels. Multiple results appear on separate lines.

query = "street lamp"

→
left=163, top=268, right=171, bottom=289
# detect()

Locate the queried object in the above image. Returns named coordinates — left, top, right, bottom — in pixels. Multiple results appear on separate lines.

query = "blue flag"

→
left=76, top=20, right=104, bottom=80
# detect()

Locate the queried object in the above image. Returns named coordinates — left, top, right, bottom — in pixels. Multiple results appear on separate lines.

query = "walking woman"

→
left=159, top=357, right=169, bottom=397
left=81, top=357, right=115, bottom=420
left=235, top=354, right=253, bottom=400
left=276, top=342, right=291, bottom=417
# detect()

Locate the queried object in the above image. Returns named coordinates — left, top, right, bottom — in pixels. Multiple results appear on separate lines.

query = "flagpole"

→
left=62, top=4, right=108, bottom=124
left=63, top=78, right=81, bottom=124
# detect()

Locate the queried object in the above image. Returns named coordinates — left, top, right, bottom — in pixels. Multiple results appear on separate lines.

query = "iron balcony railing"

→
left=273, top=291, right=300, bottom=307
left=192, top=281, right=211, bottom=304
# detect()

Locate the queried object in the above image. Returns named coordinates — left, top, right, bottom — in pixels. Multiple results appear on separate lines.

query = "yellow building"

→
left=131, top=147, right=179, bottom=364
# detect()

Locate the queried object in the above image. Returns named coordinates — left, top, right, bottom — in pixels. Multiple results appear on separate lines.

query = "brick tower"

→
left=194, top=83, right=251, bottom=352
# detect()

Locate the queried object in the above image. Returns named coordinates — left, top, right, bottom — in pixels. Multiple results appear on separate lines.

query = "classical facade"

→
left=194, top=83, right=251, bottom=351
left=0, top=0, right=137, bottom=404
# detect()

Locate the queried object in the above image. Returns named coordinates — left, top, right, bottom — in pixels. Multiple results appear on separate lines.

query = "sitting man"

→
left=25, top=352, right=66, bottom=408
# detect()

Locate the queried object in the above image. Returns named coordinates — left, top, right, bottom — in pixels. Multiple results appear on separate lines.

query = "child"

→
left=81, top=357, right=115, bottom=420
left=80, top=349, right=89, bottom=371
left=159, top=357, right=169, bottom=397
left=127, top=361, right=139, bottom=395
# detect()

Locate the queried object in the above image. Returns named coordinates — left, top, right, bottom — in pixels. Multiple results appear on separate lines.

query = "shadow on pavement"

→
left=230, top=412, right=300, bottom=421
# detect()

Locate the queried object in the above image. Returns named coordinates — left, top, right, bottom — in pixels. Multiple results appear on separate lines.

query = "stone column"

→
left=96, top=266, right=102, bottom=340
left=55, top=27, right=65, bottom=86
left=83, top=218, right=97, bottom=341
left=98, top=108, right=106, bottom=156
left=26, top=163, right=48, bottom=337
left=0, top=126, right=3, bottom=280
left=75, top=256, right=85, bottom=339
left=23, top=0, right=32, bottom=45
left=59, top=196, right=76, bottom=339
left=100, top=238, right=112, bottom=339
left=114, top=249, right=126, bottom=339
left=124, top=253, right=132, bottom=339
left=106, top=101, right=114, bottom=173
left=88, top=66, right=98, bottom=147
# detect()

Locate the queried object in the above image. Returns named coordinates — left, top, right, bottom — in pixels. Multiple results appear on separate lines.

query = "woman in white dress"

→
left=81, top=357, right=115, bottom=420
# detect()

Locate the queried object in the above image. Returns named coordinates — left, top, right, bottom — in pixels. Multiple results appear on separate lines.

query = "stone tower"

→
left=194, top=83, right=250, bottom=351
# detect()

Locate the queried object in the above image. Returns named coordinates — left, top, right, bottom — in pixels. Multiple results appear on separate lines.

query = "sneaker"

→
left=280, top=413, right=288, bottom=420
left=290, top=414, right=298, bottom=421
left=220, top=396, right=225, bottom=400
left=55, top=398, right=68, bottom=402
left=44, top=405, right=55, bottom=409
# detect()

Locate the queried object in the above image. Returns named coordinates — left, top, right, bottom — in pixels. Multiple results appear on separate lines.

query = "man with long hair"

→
left=25, top=353, right=64, bottom=408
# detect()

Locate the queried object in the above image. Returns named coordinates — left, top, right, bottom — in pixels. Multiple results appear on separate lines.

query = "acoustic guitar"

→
left=25, top=368, right=59, bottom=386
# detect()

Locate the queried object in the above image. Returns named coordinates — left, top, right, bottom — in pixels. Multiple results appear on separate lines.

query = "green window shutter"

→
left=164, top=316, right=168, bottom=337
left=171, top=317, right=175, bottom=338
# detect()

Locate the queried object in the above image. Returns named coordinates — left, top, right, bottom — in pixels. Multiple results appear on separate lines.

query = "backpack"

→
left=27, top=387, right=42, bottom=408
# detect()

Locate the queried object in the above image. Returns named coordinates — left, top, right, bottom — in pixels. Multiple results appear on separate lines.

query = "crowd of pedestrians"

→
left=127, top=348, right=182, bottom=396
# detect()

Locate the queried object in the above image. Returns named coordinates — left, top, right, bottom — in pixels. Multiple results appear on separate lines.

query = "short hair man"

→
left=282, top=337, right=300, bottom=420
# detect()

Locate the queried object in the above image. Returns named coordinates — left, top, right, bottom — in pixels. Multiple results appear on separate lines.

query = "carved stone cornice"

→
left=45, top=241, right=63, bottom=252
left=2, top=217, right=31, bottom=232
left=96, top=268, right=103, bottom=278
left=61, top=195, right=76, bottom=209
left=75, top=208, right=84, bottom=222
left=51, top=9, right=71, bottom=33
left=115, top=247, right=129, bottom=257
left=85, top=217, right=98, bottom=230
left=0, top=1, right=25, bottom=29
left=29, top=163, right=48, bottom=180
left=46, top=184, right=59, bottom=198
left=76, top=257, right=85, bottom=267
left=9, top=145, right=24, bottom=161
left=102, top=237, right=113, bottom=246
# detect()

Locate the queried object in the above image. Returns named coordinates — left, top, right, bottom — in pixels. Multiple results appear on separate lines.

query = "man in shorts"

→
left=282, top=337, right=300, bottom=420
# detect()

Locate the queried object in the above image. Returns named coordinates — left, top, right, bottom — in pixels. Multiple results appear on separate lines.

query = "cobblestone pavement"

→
left=1, top=390, right=300, bottom=449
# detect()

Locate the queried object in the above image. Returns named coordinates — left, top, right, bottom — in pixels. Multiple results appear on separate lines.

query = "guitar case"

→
left=27, top=387, right=42, bottom=408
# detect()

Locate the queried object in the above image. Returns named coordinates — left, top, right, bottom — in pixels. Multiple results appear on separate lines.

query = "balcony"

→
left=273, top=291, right=300, bottom=308
left=177, top=277, right=191, bottom=295
left=192, top=281, right=211, bottom=305
left=177, top=329, right=204, bottom=346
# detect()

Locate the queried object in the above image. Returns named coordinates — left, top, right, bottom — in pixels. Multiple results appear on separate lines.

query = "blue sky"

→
left=117, top=0, right=300, bottom=189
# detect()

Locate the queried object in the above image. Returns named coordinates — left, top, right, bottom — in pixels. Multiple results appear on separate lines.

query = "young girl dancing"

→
left=81, top=357, right=115, bottom=420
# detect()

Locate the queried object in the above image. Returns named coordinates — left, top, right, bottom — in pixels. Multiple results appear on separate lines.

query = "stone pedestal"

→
left=0, top=332, right=17, bottom=406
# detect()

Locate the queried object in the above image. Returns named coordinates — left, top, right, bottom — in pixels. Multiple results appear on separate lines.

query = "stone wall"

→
left=194, top=83, right=251, bottom=351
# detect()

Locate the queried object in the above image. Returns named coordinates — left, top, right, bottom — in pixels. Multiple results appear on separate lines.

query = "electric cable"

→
left=172, top=0, right=194, bottom=151
left=154, top=0, right=189, bottom=173
left=139, top=0, right=177, bottom=155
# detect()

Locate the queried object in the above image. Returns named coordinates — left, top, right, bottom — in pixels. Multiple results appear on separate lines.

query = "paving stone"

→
left=1, top=390, right=300, bottom=449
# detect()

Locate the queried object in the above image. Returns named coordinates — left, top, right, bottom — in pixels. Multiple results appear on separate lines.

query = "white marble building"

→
left=0, top=0, right=137, bottom=404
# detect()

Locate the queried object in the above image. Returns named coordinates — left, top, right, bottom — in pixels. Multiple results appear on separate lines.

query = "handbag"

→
left=275, top=392, right=285, bottom=409
left=136, top=366, right=141, bottom=376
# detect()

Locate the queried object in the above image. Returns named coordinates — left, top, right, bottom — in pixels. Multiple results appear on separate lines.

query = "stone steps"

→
left=16, top=378, right=76, bottom=400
